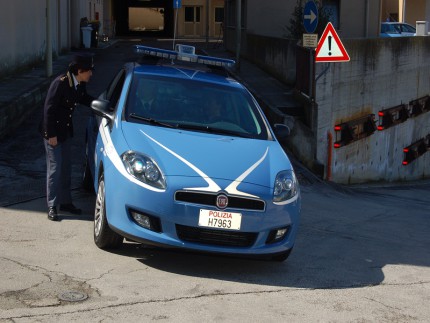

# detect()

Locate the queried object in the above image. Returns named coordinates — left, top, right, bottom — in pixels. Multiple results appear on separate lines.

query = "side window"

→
left=215, top=7, right=224, bottom=23
left=106, top=69, right=126, bottom=109
left=403, top=24, right=415, bottom=33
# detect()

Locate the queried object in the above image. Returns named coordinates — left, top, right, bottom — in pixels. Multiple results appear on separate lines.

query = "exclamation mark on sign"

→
left=328, top=36, right=332, bottom=56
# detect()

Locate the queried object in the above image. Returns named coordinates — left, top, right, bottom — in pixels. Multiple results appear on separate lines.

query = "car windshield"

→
left=125, top=74, right=270, bottom=140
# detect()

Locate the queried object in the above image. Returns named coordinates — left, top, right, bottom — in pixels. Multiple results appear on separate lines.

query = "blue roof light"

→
left=134, top=44, right=236, bottom=68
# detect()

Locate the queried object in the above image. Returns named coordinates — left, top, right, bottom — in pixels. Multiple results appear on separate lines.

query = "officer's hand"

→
left=48, top=137, right=58, bottom=147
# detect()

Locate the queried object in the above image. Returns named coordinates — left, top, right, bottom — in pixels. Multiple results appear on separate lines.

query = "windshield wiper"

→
left=129, top=113, right=174, bottom=128
left=175, top=123, right=253, bottom=138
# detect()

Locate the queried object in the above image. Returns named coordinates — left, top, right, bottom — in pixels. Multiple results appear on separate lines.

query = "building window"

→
left=196, top=7, right=201, bottom=22
left=185, top=6, right=201, bottom=23
left=215, top=7, right=224, bottom=23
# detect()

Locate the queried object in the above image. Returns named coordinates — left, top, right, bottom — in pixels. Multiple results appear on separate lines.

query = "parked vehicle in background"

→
left=380, top=22, right=416, bottom=37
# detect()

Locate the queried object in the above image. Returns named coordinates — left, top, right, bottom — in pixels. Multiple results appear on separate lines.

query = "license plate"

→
left=198, top=209, right=242, bottom=230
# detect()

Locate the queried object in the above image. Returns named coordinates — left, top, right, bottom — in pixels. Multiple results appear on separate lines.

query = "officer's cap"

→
left=70, top=53, right=94, bottom=71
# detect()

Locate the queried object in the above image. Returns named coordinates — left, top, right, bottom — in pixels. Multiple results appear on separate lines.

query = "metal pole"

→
left=206, top=0, right=210, bottom=48
left=46, top=0, right=53, bottom=77
left=235, top=0, right=241, bottom=70
left=173, top=8, right=178, bottom=50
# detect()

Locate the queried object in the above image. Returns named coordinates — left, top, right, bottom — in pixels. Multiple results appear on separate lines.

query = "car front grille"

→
left=175, top=191, right=265, bottom=211
left=176, top=224, right=257, bottom=247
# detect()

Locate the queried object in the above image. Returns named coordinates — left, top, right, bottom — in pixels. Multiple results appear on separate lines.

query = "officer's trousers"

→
left=44, top=138, right=72, bottom=208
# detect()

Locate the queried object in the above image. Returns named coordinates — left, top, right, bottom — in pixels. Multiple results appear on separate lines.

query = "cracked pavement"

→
left=1, top=181, right=430, bottom=322
left=1, top=40, right=430, bottom=322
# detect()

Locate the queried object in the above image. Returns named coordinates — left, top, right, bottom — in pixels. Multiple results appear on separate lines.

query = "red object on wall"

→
left=95, top=12, right=99, bottom=21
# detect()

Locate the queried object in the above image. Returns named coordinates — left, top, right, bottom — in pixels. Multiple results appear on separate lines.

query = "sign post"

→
left=173, top=0, right=181, bottom=9
left=173, top=0, right=182, bottom=49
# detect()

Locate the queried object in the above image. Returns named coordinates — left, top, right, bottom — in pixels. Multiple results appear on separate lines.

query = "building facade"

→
left=0, top=0, right=224, bottom=78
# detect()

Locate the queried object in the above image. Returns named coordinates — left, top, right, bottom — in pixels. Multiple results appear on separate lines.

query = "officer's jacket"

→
left=40, top=71, right=94, bottom=142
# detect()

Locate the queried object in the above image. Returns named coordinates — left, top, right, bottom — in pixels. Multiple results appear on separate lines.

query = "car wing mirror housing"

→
left=273, top=123, right=290, bottom=140
left=91, top=99, right=114, bottom=122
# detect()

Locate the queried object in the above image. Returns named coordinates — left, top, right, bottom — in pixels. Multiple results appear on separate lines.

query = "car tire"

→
left=271, top=248, right=292, bottom=262
left=94, top=175, right=123, bottom=249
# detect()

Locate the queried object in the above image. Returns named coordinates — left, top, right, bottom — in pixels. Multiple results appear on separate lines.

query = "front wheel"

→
left=94, top=175, right=123, bottom=249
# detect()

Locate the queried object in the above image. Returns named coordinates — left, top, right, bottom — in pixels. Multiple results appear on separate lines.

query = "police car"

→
left=84, top=44, right=300, bottom=261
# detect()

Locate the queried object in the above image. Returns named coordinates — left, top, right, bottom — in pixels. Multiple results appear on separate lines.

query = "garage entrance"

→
left=113, top=0, right=174, bottom=37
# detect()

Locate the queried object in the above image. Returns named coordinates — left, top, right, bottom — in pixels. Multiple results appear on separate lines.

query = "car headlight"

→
left=273, top=170, right=299, bottom=203
left=121, top=151, right=166, bottom=189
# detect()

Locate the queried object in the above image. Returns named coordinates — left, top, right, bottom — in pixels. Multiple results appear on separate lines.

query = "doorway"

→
left=184, top=6, right=202, bottom=37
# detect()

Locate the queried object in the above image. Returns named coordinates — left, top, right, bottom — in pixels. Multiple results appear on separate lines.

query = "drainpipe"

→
left=365, top=0, right=369, bottom=37
left=326, top=131, right=333, bottom=181
left=46, top=0, right=53, bottom=78
left=57, top=0, right=61, bottom=55
left=206, top=0, right=210, bottom=48
left=67, top=0, right=71, bottom=48
left=235, top=0, right=241, bottom=71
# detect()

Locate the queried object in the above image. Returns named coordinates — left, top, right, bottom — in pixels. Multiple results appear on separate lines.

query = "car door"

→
left=88, top=68, right=127, bottom=181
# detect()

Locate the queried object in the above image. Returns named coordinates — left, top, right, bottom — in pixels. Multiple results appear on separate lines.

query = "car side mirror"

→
left=273, top=123, right=290, bottom=140
left=91, top=99, right=114, bottom=122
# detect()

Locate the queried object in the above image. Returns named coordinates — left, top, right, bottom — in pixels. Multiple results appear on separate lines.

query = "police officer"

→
left=39, top=54, right=95, bottom=221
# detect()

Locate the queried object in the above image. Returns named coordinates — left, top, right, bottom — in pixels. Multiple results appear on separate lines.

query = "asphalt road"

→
left=1, top=40, right=430, bottom=322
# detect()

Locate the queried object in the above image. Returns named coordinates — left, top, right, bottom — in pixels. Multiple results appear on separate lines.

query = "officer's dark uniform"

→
left=39, top=54, right=95, bottom=221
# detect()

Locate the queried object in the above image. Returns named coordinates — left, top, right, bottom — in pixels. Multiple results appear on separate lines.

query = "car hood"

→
left=121, top=123, right=292, bottom=189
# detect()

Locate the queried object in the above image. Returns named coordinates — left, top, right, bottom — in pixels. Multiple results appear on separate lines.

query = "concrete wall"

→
left=315, top=36, right=430, bottom=184
left=225, top=29, right=430, bottom=184
left=240, top=34, right=297, bottom=86
left=245, top=0, right=295, bottom=38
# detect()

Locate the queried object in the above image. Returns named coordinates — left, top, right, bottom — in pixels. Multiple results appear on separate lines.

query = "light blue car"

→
left=84, top=45, right=301, bottom=261
left=380, top=22, right=416, bottom=37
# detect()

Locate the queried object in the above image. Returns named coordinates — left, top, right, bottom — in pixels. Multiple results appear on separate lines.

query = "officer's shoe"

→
left=48, top=207, right=59, bottom=221
left=60, top=203, right=82, bottom=215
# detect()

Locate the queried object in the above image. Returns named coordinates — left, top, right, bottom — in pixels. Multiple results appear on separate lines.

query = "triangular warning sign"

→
left=315, top=22, right=350, bottom=62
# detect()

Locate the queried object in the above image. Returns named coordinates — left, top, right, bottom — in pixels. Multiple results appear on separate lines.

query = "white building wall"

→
left=57, top=0, right=71, bottom=53
left=0, top=0, right=46, bottom=77
left=0, top=0, right=75, bottom=77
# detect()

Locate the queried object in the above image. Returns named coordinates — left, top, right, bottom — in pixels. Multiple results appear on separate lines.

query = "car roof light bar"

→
left=135, top=46, right=177, bottom=60
left=134, top=45, right=236, bottom=68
